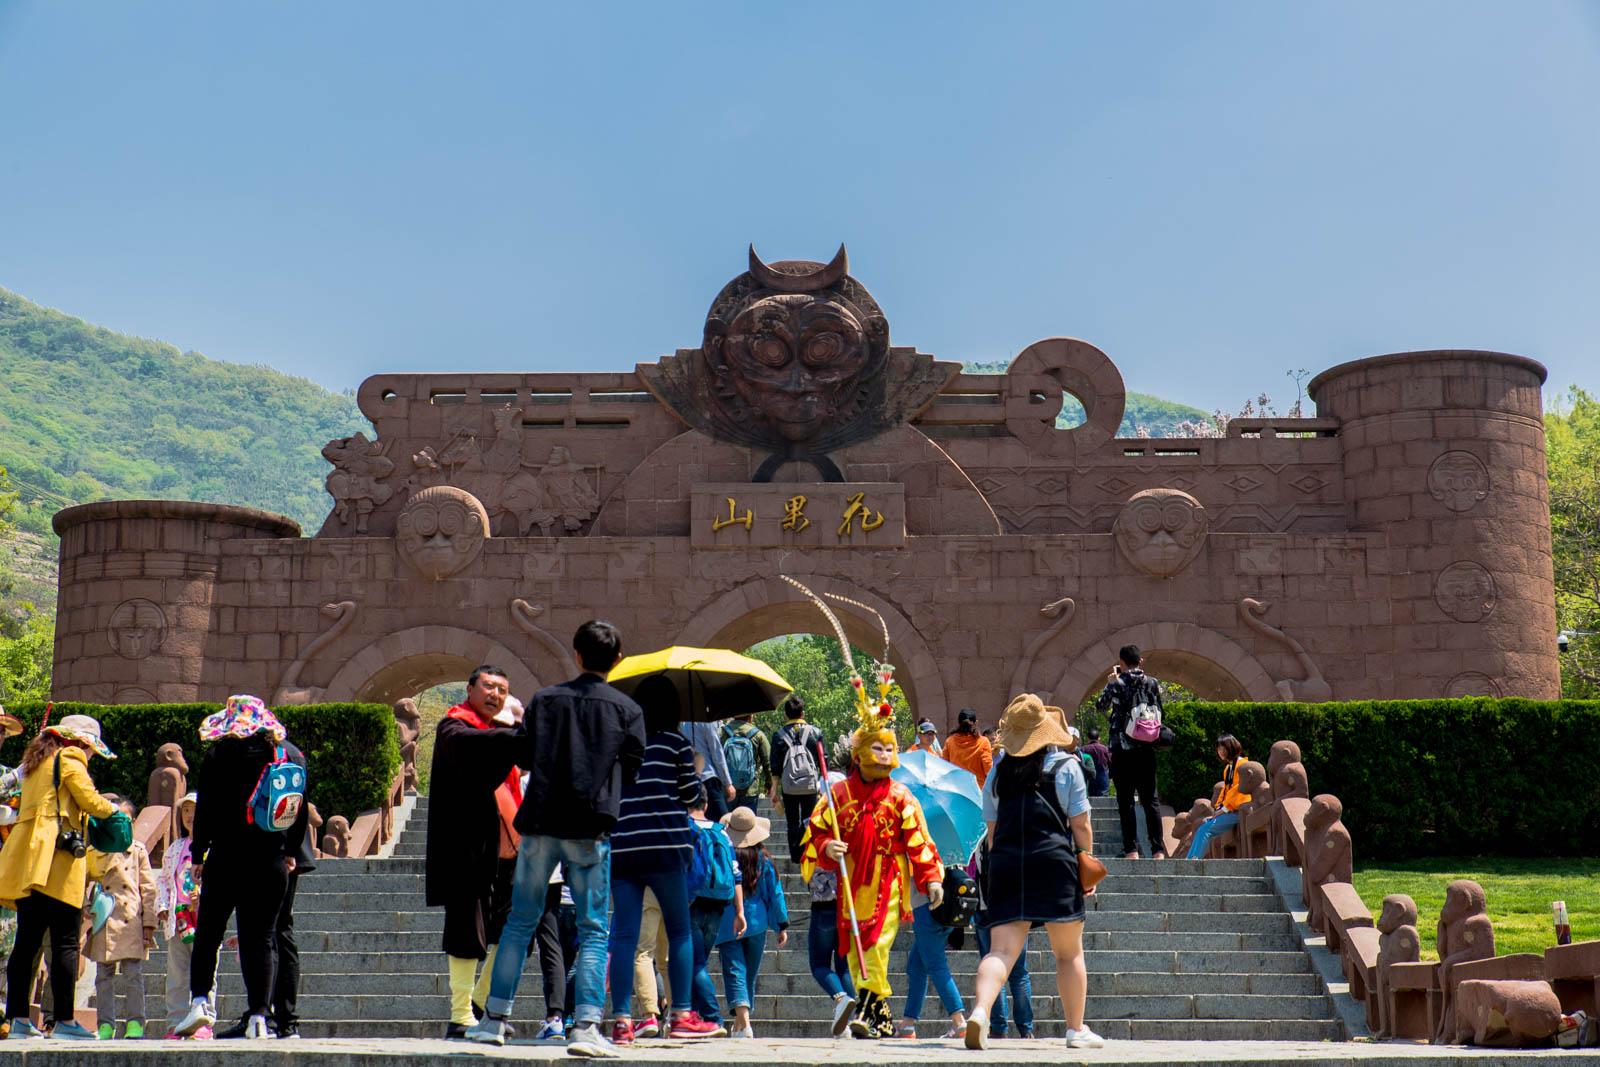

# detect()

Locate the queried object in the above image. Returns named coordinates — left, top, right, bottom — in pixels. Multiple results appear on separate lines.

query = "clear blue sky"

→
left=1, top=2, right=1595, bottom=413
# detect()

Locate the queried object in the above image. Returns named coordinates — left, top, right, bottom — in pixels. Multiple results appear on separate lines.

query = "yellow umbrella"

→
left=608, top=646, right=793, bottom=722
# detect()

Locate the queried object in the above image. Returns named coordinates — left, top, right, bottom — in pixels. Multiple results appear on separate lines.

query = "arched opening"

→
left=674, top=576, right=948, bottom=729
left=1051, top=622, right=1282, bottom=720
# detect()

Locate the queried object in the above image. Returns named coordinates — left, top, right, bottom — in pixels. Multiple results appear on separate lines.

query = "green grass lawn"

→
left=1352, top=858, right=1600, bottom=960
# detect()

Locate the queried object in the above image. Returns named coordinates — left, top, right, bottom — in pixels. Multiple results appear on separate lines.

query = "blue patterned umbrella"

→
left=892, top=749, right=987, bottom=865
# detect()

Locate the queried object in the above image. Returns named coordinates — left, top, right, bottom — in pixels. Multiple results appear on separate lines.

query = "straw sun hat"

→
left=45, top=713, right=116, bottom=759
left=720, top=807, right=772, bottom=849
left=996, top=693, right=1076, bottom=758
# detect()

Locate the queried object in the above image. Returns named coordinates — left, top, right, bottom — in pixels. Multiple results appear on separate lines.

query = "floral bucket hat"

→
left=199, top=695, right=287, bottom=744
left=45, top=713, right=117, bottom=759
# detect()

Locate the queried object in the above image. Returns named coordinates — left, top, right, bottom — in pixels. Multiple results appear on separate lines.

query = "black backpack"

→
left=929, top=864, right=981, bottom=928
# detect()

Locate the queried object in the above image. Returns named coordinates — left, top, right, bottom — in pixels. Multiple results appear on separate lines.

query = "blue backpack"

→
left=721, top=726, right=758, bottom=791
left=687, top=821, right=737, bottom=902
left=249, top=746, right=307, bottom=832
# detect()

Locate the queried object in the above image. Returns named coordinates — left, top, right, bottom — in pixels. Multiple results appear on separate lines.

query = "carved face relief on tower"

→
left=395, top=486, right=491, bottom=580
left=1428, top=451, right=1490, bottom=513
left=1434, top=561, right=1497, bottom=622
left=637, top=247, right=956, bottom=473
left=108, top=598, right=167, bottom=659
left=1114, top=488, right=1208, bottom=577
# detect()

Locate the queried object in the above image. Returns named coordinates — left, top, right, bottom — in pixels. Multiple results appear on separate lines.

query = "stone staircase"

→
left=145, top=793, right=1344, bottom=1040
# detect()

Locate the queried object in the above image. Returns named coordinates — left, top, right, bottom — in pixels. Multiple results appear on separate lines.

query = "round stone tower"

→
left=1309, top=350, right=1557, bottom=698
left=52, top=501, right=301, bottom=704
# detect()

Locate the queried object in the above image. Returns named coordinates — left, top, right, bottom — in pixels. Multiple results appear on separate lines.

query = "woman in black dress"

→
left=966, top=693, right=1102, bottom=1050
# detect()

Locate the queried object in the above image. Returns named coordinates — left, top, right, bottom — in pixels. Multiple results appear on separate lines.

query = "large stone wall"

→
left=50, top=253, right=1559, bottom=719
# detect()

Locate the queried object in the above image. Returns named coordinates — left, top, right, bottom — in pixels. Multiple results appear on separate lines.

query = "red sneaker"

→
left=668, top=1011, right=726, bottom=1039
left=611, top=1018, right=635, bottom=1046
left=633, top=1015, right=660, bottom=1039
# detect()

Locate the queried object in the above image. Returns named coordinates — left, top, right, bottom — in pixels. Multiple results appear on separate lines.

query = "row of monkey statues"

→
left=1170, top=738, right=1570, bottom=1047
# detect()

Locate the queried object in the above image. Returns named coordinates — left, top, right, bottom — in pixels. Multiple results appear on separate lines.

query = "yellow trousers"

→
left=843, top=887, right=901, bottom=998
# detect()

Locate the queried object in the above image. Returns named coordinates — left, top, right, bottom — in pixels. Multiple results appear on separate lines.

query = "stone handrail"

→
left=134, top=804, right=173, bottom=866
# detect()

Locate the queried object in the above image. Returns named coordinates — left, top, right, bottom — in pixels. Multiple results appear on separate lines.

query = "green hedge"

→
left=0, top=702, right=400, bottom=822
left=1157, top=699, right=1600, bottom=860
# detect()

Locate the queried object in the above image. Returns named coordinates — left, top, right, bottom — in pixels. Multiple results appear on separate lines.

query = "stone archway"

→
left=319, top=626, right=543, bottom=706
left=674, top=576, right=949, bottom=728
left=1052, top=622, right=1282, bottom=714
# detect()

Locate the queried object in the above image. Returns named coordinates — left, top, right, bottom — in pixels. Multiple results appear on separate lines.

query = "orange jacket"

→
left=943, top=731, right=993, bottom=788
left=1217, top=757, right=1252, bottom=813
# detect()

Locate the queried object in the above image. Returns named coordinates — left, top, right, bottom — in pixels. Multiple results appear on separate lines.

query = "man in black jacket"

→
left=424, top=664, right=523, bottom=1039
left=468, top=620, right=645, bottom=1052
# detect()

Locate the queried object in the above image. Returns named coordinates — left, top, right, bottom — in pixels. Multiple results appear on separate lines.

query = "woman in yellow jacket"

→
left=1185, top=734, right=1251, bottom=860
left=0, top=715, right=118, bottom=1039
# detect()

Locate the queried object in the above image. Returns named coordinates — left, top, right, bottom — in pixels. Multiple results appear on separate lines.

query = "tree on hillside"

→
left=1548, top=387, right=1600, bottom=696
left=0, top=465, right=52, bottom=703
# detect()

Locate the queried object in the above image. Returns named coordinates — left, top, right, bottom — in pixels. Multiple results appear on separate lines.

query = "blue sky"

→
left=1, top=2, right=1595, bottom=413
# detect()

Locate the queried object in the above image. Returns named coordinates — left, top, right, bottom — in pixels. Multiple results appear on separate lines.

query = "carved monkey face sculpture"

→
left=109, top=598, right=166, bottom=659
left=1235, top=761, right=1267, bottom=795
left=1440, top=879, right=1487, bottom=924
left=1378, top=893, right=1418, bottom=934
left=1306, top=793, right=1342, bottom=830
left=712, top=292, right=883, bottom=443
left=1114, top=489, right=1209, bottom=577
left=395, top=486, right=490, bottom=581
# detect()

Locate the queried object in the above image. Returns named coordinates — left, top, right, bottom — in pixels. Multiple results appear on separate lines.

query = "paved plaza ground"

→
left=0, top=1037, right=1591, bottom=1065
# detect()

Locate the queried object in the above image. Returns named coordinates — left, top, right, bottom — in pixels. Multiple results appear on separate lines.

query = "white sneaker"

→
left=831, top=994, right=855, bottom=1037
left=1064, top=1026, right=1105, bottom=1048
left=173, top=998, right=216, bottom=1038
left=566, top=1022, right=620, bottom=1059
left=964, top=1010, right=989, bottom=1051
left=244, top=1015, right=269, bottom=1040
left=466, top=1018, right=509, bottom=1047
left=731, top=1025, right=754, bottom=1039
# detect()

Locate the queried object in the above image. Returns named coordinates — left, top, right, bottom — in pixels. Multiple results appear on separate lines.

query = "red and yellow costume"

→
left=800, top=658, right=941, bottom=1037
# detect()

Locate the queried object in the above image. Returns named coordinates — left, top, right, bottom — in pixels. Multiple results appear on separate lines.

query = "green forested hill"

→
left=961, top=359, right=1209, bottom=435
left=0, top=286, right=365, bottom=537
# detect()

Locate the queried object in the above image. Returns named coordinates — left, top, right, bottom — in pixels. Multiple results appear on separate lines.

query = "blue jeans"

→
left=486, top=835, right=609, bottom=1026
left=719, top=936, right=766, bottom=1010
left=975, top=924, right=1032, bottom=1037
left=1186, top=810, right=1241, bottom=859
left=609, top=866, right=693, bottom=1017
left=807, top=903, right=852, bottom=998
left=903, top=904, right=963, bottom=1020
left=688, top=900, right=726, bottom=1023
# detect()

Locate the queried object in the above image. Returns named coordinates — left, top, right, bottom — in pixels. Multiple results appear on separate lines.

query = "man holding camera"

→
left=1094, top=645, right=1166, bottom=859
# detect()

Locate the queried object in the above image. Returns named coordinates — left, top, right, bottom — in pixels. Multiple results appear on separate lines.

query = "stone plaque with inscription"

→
left=690, top=483, right=905, bottom=549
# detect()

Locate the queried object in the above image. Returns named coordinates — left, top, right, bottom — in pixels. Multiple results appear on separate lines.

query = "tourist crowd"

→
left=0, top=625, right=1197, bottom=1053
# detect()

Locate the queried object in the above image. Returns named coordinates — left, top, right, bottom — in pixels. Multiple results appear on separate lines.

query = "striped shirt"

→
left=611, top=730, right=699, bottom=867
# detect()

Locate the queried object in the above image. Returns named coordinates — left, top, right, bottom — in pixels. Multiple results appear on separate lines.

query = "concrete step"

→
left=279, top=906, right=1290, bottom=937
left=158, top=967, right=1325, bottom=1000
left=288, top=1017, right=1347, bottom=1041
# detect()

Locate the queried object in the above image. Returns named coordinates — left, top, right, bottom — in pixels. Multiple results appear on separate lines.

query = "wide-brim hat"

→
left=45, top=713, right=116, bottom=759
left=199, top=695, right=286, bottom=743
left=996, top=693, right=1075, bottom=758
left=720, top=807, right=771, bottom=849
left=0, top=706, right=22, bottom=738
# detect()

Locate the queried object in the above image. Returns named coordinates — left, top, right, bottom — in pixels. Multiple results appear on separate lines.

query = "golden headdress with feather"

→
left=780, top=576, right=902, bottom=780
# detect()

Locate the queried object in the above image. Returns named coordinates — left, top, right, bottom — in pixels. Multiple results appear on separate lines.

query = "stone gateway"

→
left=50, top=249, right=1559, bottom=716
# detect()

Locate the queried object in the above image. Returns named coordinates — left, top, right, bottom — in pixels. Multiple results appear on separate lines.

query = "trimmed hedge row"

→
left=1157, top=698, right=1600, bottom=860
left=0, top=702, right=400, bottom=822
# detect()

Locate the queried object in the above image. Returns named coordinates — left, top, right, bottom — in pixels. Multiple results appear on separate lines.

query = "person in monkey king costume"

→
left=803, top=663, right=944, bottom=1039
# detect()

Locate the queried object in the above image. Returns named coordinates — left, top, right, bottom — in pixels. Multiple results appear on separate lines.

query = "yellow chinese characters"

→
left=782, top=495, right=810, bottom=533
left=837, top=491, right=886, bottom=538
left=711, top=497, right=753, bottom=532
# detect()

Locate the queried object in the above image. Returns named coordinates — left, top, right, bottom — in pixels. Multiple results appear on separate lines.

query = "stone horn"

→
left=747, top=243, right=849, bottom=293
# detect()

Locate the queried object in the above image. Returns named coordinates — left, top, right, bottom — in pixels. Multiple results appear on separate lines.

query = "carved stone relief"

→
left=1434, top=562, right=1497, bottom=623
left=1237, top=597, right=1333, bottom=702
left=1444, top=671, right=1503, bottom=698
left=112, top=687, right=158, bottom=705
left=1428, top=451, right=1490, bottom=513
left=323, top=432, right=395, bottom=534
left=275, top=601, right=359, bottom=705
left=108, top=598, right=167, bottom=659
left=395, top=486, right=490, bottom=581
left=1115, top=488, right=1208, bottom=577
